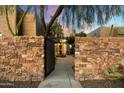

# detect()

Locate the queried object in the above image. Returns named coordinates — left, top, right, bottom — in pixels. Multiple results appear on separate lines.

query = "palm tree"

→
left=0, top=5, right=32, bottom=36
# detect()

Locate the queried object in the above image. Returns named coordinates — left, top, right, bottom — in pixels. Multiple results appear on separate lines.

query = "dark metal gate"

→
left=44, top=39, right=55, bottom=77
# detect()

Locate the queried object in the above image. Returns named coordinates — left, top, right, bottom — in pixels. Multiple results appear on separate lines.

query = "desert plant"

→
left=50, top=19, right=63, bottom=38
left=76, top=32, right=87, bottom=37
left=104, top=59, right=124, bottom=78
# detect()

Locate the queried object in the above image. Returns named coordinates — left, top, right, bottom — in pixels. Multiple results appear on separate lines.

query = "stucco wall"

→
left=0, top=7, right=16, bottom=37
left=22, top=13, right=36, bottom=36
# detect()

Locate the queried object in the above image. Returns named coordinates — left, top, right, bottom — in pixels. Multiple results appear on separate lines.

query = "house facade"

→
left=62, top=27, right=75, bottom=37
left=0, top=6, right=16, bottom=37
left=87, top=26, right=124, bottom=37
left=0, top=6, right=40, bottom=37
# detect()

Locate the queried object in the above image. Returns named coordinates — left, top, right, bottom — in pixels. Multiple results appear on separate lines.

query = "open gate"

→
left=44, top=39, right=55, bottom=77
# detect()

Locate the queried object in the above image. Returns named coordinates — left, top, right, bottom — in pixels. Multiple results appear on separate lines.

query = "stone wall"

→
left=75, top=37, right=124, bottom=81
left=0, top=36, right=44, bottom=82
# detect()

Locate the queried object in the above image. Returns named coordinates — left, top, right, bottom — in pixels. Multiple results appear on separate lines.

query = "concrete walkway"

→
left=38, top=56, right=82, bottom=88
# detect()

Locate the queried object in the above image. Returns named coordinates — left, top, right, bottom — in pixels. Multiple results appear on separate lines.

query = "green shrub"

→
left=104, top=59, right=124, bottom=78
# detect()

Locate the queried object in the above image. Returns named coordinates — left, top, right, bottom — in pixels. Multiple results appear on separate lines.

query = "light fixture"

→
left=0, top=33, right=2, bottom=37
left=0, top=32, right=2, bottom=40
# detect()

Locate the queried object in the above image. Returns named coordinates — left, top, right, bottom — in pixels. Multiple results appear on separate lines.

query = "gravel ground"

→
left=0, top=81, right=41, bottom=88
left=80, top=79, right=124, bottom=88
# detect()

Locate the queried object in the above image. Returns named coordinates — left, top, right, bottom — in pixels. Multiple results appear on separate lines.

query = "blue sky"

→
left=85, top=15, right=124, bottom=33
left=20, top=5, right=124, bottom=33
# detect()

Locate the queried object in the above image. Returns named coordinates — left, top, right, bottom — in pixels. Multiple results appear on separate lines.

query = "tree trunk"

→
left=45, top=5, right=64, bottom=37
left=40, top=5, right=46, bottom=36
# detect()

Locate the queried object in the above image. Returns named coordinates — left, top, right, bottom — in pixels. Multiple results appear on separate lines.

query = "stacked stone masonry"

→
left=0, top=36, right=44, bottom=82
left=75, top=37, right=124, bottom=81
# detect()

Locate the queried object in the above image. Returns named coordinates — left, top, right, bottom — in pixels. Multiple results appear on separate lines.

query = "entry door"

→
left=44, top=39, right=55, bottom=77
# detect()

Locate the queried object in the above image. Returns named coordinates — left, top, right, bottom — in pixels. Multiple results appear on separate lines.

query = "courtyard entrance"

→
left=38, top=56, right=81, bottom=88
left=41, top=37, right=81, bottom=88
